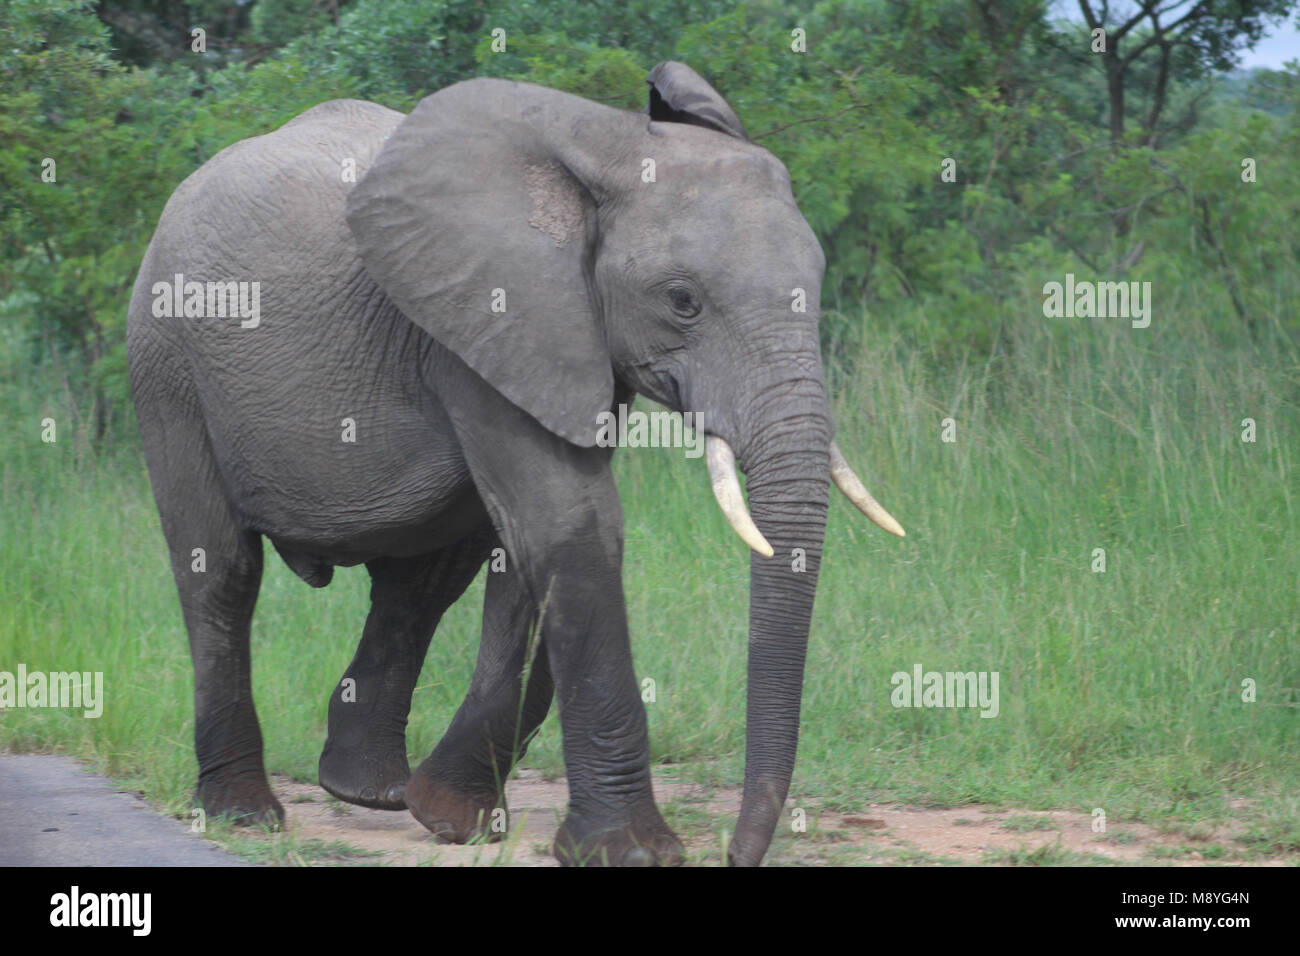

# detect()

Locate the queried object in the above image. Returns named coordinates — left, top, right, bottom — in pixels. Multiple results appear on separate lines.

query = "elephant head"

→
left=345, top=62, right=902, bottom=865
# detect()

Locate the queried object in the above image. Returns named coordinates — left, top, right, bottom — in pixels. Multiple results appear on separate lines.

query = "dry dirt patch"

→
left=238, top=770, right=1281, bottom=866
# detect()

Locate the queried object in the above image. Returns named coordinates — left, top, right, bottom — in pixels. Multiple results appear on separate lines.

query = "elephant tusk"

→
left=829, top=441, right=906, bottom=537
left=705, top=436, right=775, bottom=558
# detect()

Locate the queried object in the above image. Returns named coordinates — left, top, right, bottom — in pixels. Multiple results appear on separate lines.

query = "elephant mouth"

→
left=704, top=434, right=906, bottom=556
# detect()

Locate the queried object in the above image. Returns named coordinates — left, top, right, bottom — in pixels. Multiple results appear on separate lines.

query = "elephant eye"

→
left=668, top=286, right=701, bottom=319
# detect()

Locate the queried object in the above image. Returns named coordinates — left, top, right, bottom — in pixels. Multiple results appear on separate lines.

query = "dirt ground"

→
left=225, top=769, right=1289, bottom=866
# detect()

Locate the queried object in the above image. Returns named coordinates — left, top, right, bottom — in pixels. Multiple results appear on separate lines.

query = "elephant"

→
left=126, top=61, right=903, bottom=866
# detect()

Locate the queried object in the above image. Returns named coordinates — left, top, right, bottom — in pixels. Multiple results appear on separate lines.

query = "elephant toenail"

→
left=623, top=847, right=656, bottom=867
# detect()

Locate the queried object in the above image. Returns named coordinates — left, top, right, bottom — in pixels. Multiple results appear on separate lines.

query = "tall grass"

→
left=1, top=283, right=1296, bottom=841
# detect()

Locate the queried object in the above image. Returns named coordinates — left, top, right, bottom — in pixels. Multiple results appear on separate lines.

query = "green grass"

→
left=2, top=286, right=1297, bottom=861
left=1144, top=843, right=1230, bottom=861
left=1000, top=814, right=1060, bottom=833
left=982, top=843, right=1116, bottom=866
left=214, top=824, right=387, bottom=866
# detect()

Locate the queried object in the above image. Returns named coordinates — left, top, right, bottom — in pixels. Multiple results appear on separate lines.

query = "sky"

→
left=1048, top=2, right=1300, bottom=69
left=1239, top=19, right=1300, bottom=68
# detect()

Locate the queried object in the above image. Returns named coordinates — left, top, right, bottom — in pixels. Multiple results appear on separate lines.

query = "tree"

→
left=1077, top=0, right=1298, bottom=144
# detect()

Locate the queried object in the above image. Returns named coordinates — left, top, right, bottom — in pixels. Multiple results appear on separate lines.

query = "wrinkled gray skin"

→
left=128, top=63, right=833, bottom=866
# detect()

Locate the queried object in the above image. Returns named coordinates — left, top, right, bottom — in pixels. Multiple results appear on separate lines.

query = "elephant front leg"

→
left=436, top=356, right=682, bottom=865
left=412, top=544, right=682, bottom=865
left=319, top=542, right=490, bottom=810
left=406, top=558, right=554, bottom=843
left=542, top=545, right=685, bottom=867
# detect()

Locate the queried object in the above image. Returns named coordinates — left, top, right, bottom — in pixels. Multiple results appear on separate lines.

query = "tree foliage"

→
left=2, top=0, right=1297, bottom=435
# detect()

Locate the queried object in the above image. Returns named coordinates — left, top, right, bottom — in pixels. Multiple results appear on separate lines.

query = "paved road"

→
left=0, top=755, right=248, bottom=866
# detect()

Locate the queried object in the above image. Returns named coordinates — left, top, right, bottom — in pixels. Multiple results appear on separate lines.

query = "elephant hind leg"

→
left=406, top=552, right=554, bottom=845
left=183, top=528, right=281, bottom=828
left=135, top=388, right=281, bottom=828
left=318, top=530, right=494, bottom=810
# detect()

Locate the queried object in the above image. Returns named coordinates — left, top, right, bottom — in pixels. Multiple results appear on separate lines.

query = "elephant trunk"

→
left=725, top=394, right=831, bottom=867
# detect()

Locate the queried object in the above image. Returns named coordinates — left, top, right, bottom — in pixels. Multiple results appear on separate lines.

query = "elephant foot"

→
left=197, top=773, right=285, bottom=829
left=554, top=813, right=685, bottom=867
left=405, top=767, right=506, bottom=843
left=318, top=740, right=410, bottom=810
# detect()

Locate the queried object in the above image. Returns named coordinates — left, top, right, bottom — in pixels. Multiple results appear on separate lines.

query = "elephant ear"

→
left=646, top=61, right=747, bottom=140
left=346, top=79, right=621, bottom=447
